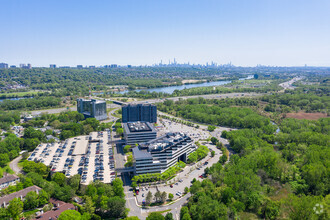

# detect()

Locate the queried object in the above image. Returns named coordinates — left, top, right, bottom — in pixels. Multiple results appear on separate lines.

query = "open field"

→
left=285, top=112, right=328, bottom=120
left=0, top=90, right=47, bottom=97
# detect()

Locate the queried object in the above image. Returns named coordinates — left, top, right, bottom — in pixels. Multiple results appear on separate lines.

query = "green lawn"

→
left=23, top=209, right=40, bottom=217
left=0, top=165, right=14, bottom=178
left=0, top=90, right=45, bottom=97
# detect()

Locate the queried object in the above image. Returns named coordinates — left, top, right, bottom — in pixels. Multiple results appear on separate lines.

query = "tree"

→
left=23, top=177, right=34, bottom=188
left=146, top=212, right=165, bottom=220
left=68, top=174, right=81, bottom=191
left=284, top=194, right=319, bottom=220
left=83, top=124, right=93, bottom=135
left=145, top=191, right=153, bottom=205
left=52, top=172, right=66, bottom=186
left=0, top=154, right=10, bottom=167
left=124, top=145, right=131, bottom=153
left=131, top=181, right=137, bottom=189
left=211, top=151, right=215, bottom=157
left=165, top=212, right=174, bottom=220
left=22, top=151, right=29, bottom=160
left=168, top=193, right=174, bottom=201
left=84, top=196, right=95, bottom=215
left=154, top=191, right=162, bottom=203
left=116, top=128, right=124, bottom=136
left=180, top=206, right=189, bottom=220
left=207, top=125, right=216, bottom=132
left=107, top=196, right=127, bottom=219
left=161, top=191, right=167, bottom=203
left=211, top=137, right=218, bottom=145
left=219, top=154, right=227, bottom=164
left=24, top=191, right=39, bottom=210
left=7, top=198, right=23, bottom=220
left=125, top=217, right=140, bottom=220
left=84, top=118, right=100, bottom=130
left=260, top=199, right=280, bottom=220
left=184, top=187, right=189, bottom=194
left=97, top=195, right=109, bottom=212
left=112, top=178, right=125, bottom=198
left=58, top=210, right=81, bottom=220
left=86, top=185, right=97, bottom=198
left=181, top=213, right=192, bottom=220
left=0, top=208, right=10, bottom=220
left=38, top=189, right=49, bottom=206
left=216, top=141, right=223, bottom=149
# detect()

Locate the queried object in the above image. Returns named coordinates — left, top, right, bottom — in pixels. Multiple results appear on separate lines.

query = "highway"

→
left=279, top=77, right=303, bottom=91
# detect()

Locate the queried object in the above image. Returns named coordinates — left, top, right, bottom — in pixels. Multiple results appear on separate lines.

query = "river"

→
left=118, top=75, right=254, bottom=94
left=0, top=97, right=33, bottom=102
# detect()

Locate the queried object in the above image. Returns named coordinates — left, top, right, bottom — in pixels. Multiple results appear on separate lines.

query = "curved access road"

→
left=123, top=171, right=191, bottom=220
left=9, top=155, right=23, bottom=174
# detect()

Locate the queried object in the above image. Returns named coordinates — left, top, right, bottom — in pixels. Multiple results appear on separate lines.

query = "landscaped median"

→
left=131, top=161, right=185, bottom=189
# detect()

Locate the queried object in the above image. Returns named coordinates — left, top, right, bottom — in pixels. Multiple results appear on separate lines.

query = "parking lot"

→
left=28, top=130, right=116, bottom=184
left=158, top=118, right=210, bottom=141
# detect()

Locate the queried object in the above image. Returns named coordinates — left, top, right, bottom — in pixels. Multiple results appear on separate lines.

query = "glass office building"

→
left=122, top=104, right=157, bottom=123
left=77, top=99, right=107, bottom=121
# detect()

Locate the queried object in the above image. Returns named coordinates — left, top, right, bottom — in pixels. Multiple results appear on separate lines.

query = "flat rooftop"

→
left=71, top=137, right=89, bottom=155
left=127, top=122, right=151, bottom=132
left=140, top=132, right=191, bottom=152
left=78, top=98, right=106, bottom=104
left=132, top=132, right=192, bottom=159
left=123, top=122, right=156, bottom=134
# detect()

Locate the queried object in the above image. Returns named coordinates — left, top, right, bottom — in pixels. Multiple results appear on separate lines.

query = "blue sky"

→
left=1, top=0, right=330, bottom=66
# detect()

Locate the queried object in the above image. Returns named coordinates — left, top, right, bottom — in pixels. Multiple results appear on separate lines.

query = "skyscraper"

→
left=0, top=63, right=8, bottom=69
left=122, top=104, right=157, bottom=123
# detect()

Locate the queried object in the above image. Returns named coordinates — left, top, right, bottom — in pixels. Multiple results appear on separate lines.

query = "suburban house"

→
left=0, top=174, right=20, bottom=190
left=0, top=185, right=42, bottom=207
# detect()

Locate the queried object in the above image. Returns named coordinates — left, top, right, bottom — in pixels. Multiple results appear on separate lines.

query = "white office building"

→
left=132, top=132, right=196, bottom=175
left=123, top=122, right=157, bottom=145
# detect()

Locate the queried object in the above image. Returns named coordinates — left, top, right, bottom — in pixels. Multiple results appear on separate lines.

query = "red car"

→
left=170, top=184, right=173, bottom=188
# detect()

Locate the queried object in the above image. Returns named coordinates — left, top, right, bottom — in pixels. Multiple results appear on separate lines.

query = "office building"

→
left=19, top=63, right=32, bottom=69
left=77, top=65, right=83, bottom=69
left=123, top=122, right=157, bottom=145
left=122, top=104, right=157, bottom=123
left=0, top=63, right=8, bottom=69
left=77, top=99, right=107, bottom=121
left=50, top=64, right=56, bottom=68
left=132, top=132, right=195, bottom=175
left=10, top=65, right=16, bottom=68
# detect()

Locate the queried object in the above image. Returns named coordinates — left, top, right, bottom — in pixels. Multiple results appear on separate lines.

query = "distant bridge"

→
left=109, top=99, right=128, bottom=105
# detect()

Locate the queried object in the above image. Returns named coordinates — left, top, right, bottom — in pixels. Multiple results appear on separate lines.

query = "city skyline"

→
left=1, top=0, right=330, bottom=67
